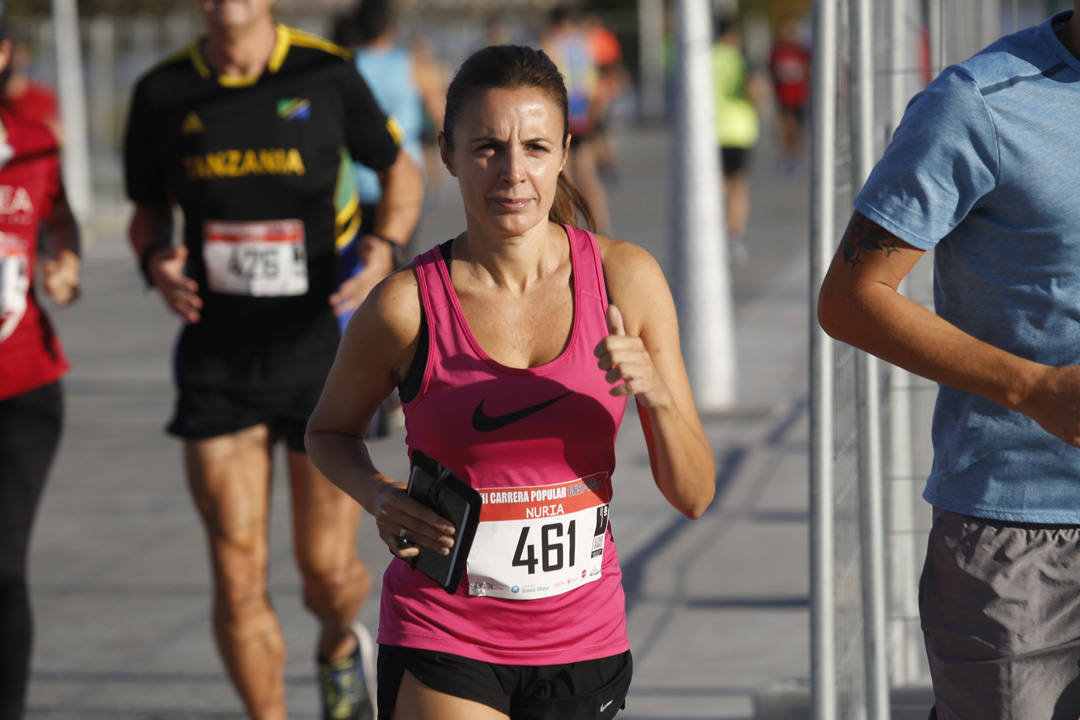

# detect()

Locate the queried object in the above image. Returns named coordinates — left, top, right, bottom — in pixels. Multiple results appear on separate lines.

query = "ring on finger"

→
left=395, top=527, right=413, bottom=549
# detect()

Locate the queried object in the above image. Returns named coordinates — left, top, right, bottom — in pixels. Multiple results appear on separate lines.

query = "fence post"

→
left=883, top=0, right=928, bottom=687
left=809, top=0, right=839, bottom=716
left=849, top=0, right=890, bottom=715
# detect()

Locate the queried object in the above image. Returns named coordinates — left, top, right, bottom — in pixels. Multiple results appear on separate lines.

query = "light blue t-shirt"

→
left=855, top=11, right=1080, bottom=523
left=353, top=46, right=424, bottom=204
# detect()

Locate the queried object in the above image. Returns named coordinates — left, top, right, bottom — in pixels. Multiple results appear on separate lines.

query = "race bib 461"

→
left=467, top=473, right=611, bottom=600
left=203, top=219, right=308, bottom=297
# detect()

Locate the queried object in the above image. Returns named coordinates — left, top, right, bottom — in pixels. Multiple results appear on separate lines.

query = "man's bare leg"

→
left=287, top=448, right=371, bottom=660
left=186, top=425, right=286, bottom=720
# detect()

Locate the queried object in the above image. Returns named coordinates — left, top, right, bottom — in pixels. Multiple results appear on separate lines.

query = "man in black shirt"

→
left=123, top=1, right=422, bottom=718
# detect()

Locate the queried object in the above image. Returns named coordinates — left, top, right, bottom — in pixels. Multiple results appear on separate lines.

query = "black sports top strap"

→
left=397, top=239, right=453, bottom=402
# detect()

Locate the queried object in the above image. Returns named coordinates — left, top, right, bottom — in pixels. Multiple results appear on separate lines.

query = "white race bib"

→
left=202, top=219, right=308, bottom=296
left=0, top=247, right=29, bottom=342
left=467, top=473, right=611, bottom=600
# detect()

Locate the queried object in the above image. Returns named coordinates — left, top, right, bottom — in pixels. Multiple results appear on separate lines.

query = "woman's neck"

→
left=454, top=221, right=567, bottom=293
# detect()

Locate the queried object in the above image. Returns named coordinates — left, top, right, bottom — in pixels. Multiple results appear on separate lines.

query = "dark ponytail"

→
left=551, top=172, right=596, bottom=232
left=443, top=44, right=596, bottom=232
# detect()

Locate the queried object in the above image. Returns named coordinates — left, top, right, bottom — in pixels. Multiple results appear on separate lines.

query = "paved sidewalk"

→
left=25, top=123, right=813, bottom=719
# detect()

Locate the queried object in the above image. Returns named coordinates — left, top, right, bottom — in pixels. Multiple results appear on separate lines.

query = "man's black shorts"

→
left=167, top=383, right=322, bottom=451
left=377, top=645, right=632, bottom=720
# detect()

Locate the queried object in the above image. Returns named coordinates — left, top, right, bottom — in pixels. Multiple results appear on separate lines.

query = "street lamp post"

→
left=671, top=0, right=737, bottom=411
left=51, top=0, right=92, bottom=220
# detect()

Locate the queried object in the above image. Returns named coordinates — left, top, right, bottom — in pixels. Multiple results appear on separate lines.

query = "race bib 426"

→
left=203, top=219, right=308, bottom=297
left=467, top=473, right=611, bottom=600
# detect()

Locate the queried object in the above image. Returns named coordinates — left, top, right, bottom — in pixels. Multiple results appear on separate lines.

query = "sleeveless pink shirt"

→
left=378, top=226, right=630, bottom=665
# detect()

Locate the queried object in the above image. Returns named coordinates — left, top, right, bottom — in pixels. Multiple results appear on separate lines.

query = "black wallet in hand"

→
left=406, top=450, right=482, bottom=594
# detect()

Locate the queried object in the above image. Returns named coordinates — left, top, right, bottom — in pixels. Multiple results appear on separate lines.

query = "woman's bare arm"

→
left=597, top=237, right=716, bottom=518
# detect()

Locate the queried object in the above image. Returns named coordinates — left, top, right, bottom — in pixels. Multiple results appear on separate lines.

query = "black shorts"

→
left=720, top=146, right=751, bottom=177
left=166, top=383, right=322, bottom=451
left=377, top=645, right=633, bottom=720
left=778, top=103, right=808, bottom=126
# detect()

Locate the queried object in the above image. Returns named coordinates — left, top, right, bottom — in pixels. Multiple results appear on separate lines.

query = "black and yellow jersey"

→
left=124, top=25, right=401, bottom=390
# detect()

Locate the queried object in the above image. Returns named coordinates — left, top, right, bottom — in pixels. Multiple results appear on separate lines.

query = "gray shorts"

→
left=920, top=507, right=1080, bottom=720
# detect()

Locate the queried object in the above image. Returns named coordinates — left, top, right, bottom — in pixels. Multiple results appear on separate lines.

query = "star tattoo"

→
left=841, top=214, right=903, bottom=268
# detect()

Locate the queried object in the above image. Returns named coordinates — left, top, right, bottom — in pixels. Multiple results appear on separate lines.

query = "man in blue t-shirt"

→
left=819, top=4, right=1080, bottom=718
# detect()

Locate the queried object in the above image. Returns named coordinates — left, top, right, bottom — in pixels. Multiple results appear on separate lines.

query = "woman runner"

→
left=306, top=45, right=715, bottom=720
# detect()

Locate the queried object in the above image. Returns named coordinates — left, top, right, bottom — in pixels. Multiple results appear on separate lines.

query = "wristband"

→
left=369, top=233, right=407, bottom=266
left=139, top=241, right=171, bottom=288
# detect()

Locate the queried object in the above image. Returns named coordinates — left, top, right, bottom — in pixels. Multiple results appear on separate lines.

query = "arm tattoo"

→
left=841, top=213, right=902, bottom=269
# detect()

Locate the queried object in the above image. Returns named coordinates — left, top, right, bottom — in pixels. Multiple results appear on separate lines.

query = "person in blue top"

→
left=336, top=0, right=446, bottom=333
left=350, top=0, right=444, bottom=212
left=819, top=4, right=1080, bottom=718
left=332, top=0, right=447, bottom=438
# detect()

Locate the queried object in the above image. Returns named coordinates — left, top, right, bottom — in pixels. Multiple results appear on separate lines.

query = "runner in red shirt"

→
left=1, top=37, right=61, bottom=142
left=769, top=17, right=811, bottom=171
left=584, top=13, right=627, bottom=185
left=0, top=6, right=82, bottom=717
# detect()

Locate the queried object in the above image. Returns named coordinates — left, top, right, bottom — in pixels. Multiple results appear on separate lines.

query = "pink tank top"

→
left=378, top=225, right=630, bottom=665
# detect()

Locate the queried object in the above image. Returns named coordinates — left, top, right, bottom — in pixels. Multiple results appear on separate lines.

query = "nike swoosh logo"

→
left=600, top=699, right=614, bottom=713
left=471, top=391, right=573, bottom=432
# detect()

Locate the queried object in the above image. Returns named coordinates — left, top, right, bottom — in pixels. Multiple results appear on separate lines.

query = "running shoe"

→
left=318, top=623, right=377, bottom=720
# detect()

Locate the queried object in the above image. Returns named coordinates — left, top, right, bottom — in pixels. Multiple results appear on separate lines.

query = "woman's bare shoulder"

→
left=596, top=235, right=666, bottom=289
left=595, top=235, right=672, bottom=335
left=350, top=265, right=422, bottom=345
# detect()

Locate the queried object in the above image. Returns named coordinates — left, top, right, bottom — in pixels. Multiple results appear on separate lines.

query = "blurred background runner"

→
left=712, top=13, right=767, bottom=265
left=541, top=5, right=612, bottom=234
left=768, top=15, right=811, bottom=174
left=330, top=0, right=447, bottom=438
left=0, top=35, right=60, bottom=143
left=584, top=12, right=628, bottom=184
left=0, top=3, right=81, bottom=716
left=332, top=0, right=445, bottom=322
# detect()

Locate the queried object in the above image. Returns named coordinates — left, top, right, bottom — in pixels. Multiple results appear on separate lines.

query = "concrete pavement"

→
left=25, top=122, right=815, bottom=719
